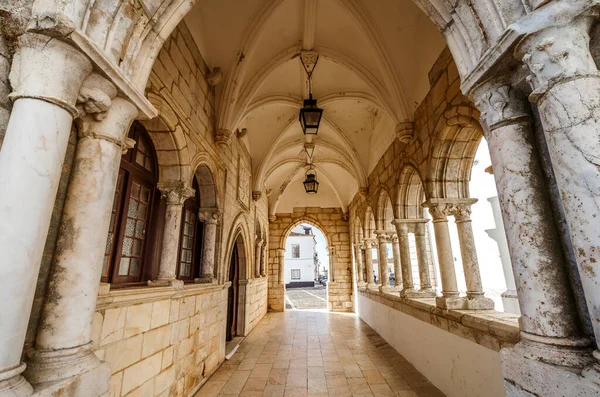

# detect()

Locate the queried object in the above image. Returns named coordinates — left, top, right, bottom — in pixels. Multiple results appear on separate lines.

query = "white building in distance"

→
left=284, top=226, right=317, bottom=288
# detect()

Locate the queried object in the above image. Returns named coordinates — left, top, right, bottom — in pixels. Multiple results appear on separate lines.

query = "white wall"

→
left=357, top=295, right=505, bottom=397
left=285, top=234, right=315, bottom=283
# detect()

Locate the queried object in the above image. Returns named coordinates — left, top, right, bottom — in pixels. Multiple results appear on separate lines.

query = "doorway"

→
left=226, top=243, right=240, bottom=341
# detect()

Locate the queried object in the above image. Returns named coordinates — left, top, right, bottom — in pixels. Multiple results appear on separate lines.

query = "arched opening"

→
left=282, top=222, right=330, bottom=311
left=102, top=122, right=161, bottom=286
left=227, top=232, right=247, bottom=341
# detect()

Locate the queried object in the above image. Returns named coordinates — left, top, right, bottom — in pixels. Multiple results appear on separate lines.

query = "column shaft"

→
left=414, top=223, right=433, bottom=290
left=354, top=244, right=365, bottom=285
left=0, top=34, right=91, bottom=394
left=27, top=97, right=137, bottom=384
left=199, top=213, right=219, bottom=281
left=363, top=239, right=376, bottom=288
left=376, top=235, right=389, bottom=289
left=254, top=240, right=263, bottom=278
left=277, top=249, right=285, bottom=284
left=391, top=236, right=402, bottom=291
left=260, top=241, right=267, bottom=277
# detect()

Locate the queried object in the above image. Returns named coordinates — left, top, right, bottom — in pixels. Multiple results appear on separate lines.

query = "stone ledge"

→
left=358, top=288, right=520, bottom=351
left=96, top=282, right=227, bottom=311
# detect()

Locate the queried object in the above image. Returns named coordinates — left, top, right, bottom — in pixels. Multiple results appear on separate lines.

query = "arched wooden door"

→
left=227, top=244, right=240, bottom=341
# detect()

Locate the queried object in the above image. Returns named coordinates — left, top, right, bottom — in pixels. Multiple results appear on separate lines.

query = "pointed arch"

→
left=396, top=163, right=427, bottom=219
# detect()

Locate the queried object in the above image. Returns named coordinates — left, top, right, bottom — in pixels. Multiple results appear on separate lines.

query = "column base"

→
left=502, top=340, right=598, bottom=397
left=195, top=276, right=216, bottom=284
left=399, top=288, right=425, bottom=298
left=367, top=283, right=378, bottom=291
left=0, top=364, right=33, bottom=397
left=517, top=332, right=594, bottom=368
left=435, top=295, right=467, bottom=309
left=147, top=278, right=184, bottom=289
left=24, top=345, right=110, bottom=395
left=465, top=295, right=495, bottom=310
left=357, top=281, right=367, bottom=288
left=416, top=288, right=437, bottom=298
left=378, top=285, right=396, bottom=295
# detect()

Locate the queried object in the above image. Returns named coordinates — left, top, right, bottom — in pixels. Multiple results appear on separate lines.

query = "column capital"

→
left=276, top=248, right=286, bottom=256
left=471, top=78, right=531, bottom=131
left=354, top=243, right=364, bottom=249
left=9, top=33, right=93, bottom=116
left=75, top=73, right=117, bottom=121
left=255, top=238, right=264, bottom=247
left=515, top=12, right=598, bottom=101
left=422, top=198, right=477, bottom=221
left=390, top=234, right=399, bottom=243
left=215, top=128, right=232, bottom=147
left=158, top=183, right=195, bottom=205
left=252, top=191, right=262, bottom=201
left=198, top=208, right=221, bottom=224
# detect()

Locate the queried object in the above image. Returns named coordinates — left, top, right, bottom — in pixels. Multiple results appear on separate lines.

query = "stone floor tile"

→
left=362, top=370, right=386, bottom=385
left=264, top=385, right=285, bottom=397
left=251, top=364, right=274, bottom=379
left=196, top=380, right=227, bottom=397
left=284, top=386, right=308, bottom=397
left=348, top=377, right=372, bottom=394
left=369, top=384, right=395, bottom=397
left=269, top=369, right=289, bottom=385
left=343, top=364, right=364, bottom=378
left=244, top=378, right=268, bottom=392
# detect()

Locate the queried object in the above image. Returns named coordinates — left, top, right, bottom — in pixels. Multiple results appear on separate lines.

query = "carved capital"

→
left=255, top=239, right=264, bottom=247
left=471, top=79, right=530, bottom=130
left=207, top=67, right=222, bottom=86
left=198, top=209, right=221, bottom=224
left=215, top=128, right=232, bottom=147
left=390, top=234, right=399, bottom=244
left=515, top=14, right=598, bottom=100
left=158, top=183, right=195, bottom=205
left=450, top=204, right=472, bottom=222
left=423, top=199, right=476, bottom=221
left=359, top=187, right=369, bottom=198
left=252, top=191, right=262, bottom=201
left=396, top=121, right=414, bottom=143
left=76, top=73, right=117, bottom=121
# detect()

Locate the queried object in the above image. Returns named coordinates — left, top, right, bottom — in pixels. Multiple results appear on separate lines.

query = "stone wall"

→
left=92, top=284, right=228, bottom=397
left=267, top=207, right=353, bottom=312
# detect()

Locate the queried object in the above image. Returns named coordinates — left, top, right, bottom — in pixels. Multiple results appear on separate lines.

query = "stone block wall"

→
left=267, top=207, right=353, bottom=312
left=92, top=285, right=228, bottom=397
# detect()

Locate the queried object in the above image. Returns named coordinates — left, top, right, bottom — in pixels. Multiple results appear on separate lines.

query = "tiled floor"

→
left=196, top=311, right=445, bottom=397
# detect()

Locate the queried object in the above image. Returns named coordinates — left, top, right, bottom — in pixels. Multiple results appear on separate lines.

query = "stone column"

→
left=254, top=239, right=263, bottom=278
left=328, top=246, right=336, bottom=282
left=25, top=86, right=138, bottom=387
left=375, top=232, right=392, bottom=293
left=260, top=240, right=267, bottom=277
left=363, top=239, right=377, bottom=289
left=150, top=184, right=195, bottom=287
left=392, top=220, right=418, bottom=298
left=423, top=202, right=465, bottom=309
left=197, top=210, right=220, bottom=282
left=277, top=248, right=285, bottom=284
left=354, top=243, right=366, bottom=286
left=472, top=76, right=589, bottom=366
left=451, top=202, right=495, bottom=310
left=414, top=221, right=435, bottom=294
left=390, top=235, right=402, bottom=292
left=0, top=34, right=92, bottom=395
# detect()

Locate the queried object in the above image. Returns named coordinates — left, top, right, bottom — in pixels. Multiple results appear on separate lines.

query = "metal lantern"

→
left=299, top=96, right=323, bottom=135
left=303, top=168, right=319, bottom=194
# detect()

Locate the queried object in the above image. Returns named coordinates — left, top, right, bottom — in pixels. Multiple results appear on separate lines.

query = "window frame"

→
left=292, top=244, right=300, bottom=258
left=291, top=269, right=301, bottom=280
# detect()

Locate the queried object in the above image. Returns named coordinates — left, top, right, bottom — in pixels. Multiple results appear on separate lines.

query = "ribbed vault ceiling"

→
left=185, top=0, right=445, bottom=215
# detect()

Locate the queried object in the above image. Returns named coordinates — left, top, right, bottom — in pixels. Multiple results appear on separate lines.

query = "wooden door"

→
left=227, top=245, right=240, bottom=341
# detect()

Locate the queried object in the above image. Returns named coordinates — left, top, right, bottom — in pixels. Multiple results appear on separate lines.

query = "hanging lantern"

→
left=303, top=168, right=319, bottom=194
left=299, top=96, right=323, bottom=135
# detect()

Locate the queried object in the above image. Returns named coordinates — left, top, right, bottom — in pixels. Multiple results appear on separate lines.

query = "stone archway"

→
left=268, top=208, right=353, bottom=312
left=225, top=230, right=248, bottom=340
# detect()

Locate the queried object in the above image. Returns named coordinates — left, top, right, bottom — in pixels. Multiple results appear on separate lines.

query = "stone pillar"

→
left=328, top=245, right=336, bottom=282
left=375, top=232, right=392, bottom=293
left=354, top=243, right=366, bottom=286
left=150, top=184, right=195, bottom=287
left=260, top=240, right=267, bottom=277
left=363, top=239, right=377, bottom=289
left=0, top=34, right=92, bottom=395
left=390, top=235, right=402, bottom=292
left=414, top=221, right=435, bottom=293
left=423, top=202, right=465, bottom=309
left=392, top=220, right=419, bottom=298
left=451, top=202, right=494, bottom=310
left=277, top=248, right=285, bottom=284
left=472, top=76, right=590, bottom=366
left=197, top=210, right=220, bottom=282
left=25, top=87, right=138, bottom=388
left=484, top=196, right=519, bottom=314
left=254, top=239, right=263, bottom=278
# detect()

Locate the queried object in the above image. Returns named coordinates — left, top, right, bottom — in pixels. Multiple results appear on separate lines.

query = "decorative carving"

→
left=76, top=74, right=117, bottom=121
left=450, top=204, right=472, bottom=222
left=207, top=67, right=222, bottom=86
left=252, top=191, right=262, bottom=201
left=269, top=215, right=277, bottom=223
left=237, top=157, right=251, bottom=209
left=472, top=81, right=530, bottom=129
left=215, top=128, right=232, bottom=147
left=359, top=187, right=369, bottom=198
left=516, top=16, right=597, bottom=99
left=236, top=128, right=247, bottom=138
left=158, top=184, right=195, bottom=205
left=300, top=51, right=319, bottom=77
left=198, top=209, right=221, bottom=224
left=342, top=213, right=349, bottom=221
left=396, top=121, right=414, bottom=143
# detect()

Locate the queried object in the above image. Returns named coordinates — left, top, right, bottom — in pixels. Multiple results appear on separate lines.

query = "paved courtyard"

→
left=285, top=286, right=328, bottom=310
left=196, top=311, right=444, bottom=397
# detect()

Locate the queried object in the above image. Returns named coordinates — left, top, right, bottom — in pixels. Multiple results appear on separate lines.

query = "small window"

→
left=291, top=269, right=301, bottom=280
left=292, top=244, right=300, bottom=258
